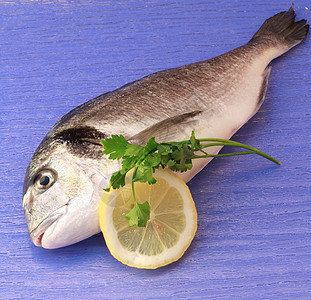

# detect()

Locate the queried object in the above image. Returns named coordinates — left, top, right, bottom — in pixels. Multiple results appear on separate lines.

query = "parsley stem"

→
left=125, top=166, right=151, bottom=227
left=188, top=138, right=280, bottom=165
left=132, top=167, right=138, bottom=205
left=192, top=151, right=256, bottom=159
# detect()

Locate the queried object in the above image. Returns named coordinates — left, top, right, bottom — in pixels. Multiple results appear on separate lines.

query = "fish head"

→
left=23, top=136, right=116, bottom=249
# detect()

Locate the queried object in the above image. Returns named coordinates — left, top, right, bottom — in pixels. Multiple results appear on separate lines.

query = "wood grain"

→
left=0, top=0, right=310, bottom=298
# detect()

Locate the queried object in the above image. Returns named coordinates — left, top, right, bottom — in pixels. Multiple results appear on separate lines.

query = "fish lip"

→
left=32, top=232, right=45, bottom=247
left=30, top=206, right=67, bottom=247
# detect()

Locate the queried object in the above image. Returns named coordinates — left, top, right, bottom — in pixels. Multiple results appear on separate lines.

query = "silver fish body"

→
left=23, top=7, right=309, bottom=249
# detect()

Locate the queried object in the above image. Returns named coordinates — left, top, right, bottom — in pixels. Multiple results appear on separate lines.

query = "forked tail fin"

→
left=249, top=6, right=309, bottom=53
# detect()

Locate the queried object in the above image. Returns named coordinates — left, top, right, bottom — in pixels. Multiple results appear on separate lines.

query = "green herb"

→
left=101, top=131, right=280, bottom=227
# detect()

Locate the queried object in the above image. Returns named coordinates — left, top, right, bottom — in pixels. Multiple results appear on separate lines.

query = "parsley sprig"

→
left=101, top=131, right=280, bottom=227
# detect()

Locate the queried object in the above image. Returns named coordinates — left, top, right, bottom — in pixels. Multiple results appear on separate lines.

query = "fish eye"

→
left=40, top=176, right=50, bottom=186
left=34, top=169, right=56, bottom=191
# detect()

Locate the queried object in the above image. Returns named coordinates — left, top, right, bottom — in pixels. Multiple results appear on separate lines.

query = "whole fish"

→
left=23, top=7, right=309, bottom=249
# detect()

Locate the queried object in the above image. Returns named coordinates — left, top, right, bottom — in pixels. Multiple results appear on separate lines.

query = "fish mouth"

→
left=30, top=206, right=67, bottom=247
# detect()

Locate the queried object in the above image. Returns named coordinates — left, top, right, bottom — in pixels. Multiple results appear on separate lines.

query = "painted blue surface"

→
left=0, top=1, right=310, bottom=298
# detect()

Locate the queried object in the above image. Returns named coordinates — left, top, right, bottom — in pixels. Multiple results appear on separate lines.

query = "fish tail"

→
left=249, top=6, right=309, bottom=54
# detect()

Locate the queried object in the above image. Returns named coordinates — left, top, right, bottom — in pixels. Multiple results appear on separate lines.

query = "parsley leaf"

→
left=125, top=200, right=150, bottom=227
left=144, top=137, right=158, bottom=155
left=124, top=144, right=144, bottom=158
left=134, top=165, right=157, bottom=184
left=101, top=130, right=280, bottom=228
left=101, top=135, right=129, bottom=160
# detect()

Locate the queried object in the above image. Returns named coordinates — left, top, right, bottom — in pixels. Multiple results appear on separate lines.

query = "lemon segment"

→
left=99, top=168, right=197, bottom=269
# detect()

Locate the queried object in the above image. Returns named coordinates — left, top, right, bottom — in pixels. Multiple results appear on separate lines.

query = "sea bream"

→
left=23, top=7, right=309, bottom=249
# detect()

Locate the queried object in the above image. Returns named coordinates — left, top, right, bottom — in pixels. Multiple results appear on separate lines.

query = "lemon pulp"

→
left=99, top=168, right=197, bottom=269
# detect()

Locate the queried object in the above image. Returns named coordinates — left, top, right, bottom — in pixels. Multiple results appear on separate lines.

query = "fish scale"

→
left=23, top=7, right=309, bottom=249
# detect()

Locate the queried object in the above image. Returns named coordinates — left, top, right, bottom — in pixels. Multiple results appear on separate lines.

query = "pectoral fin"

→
left=129, top=110, right=203, bottom=145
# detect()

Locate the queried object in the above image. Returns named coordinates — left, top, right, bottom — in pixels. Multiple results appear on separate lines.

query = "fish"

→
left=23, top=7, right=309, bottom=249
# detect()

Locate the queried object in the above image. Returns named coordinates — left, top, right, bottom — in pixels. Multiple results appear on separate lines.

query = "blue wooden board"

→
left=1, top=0, right=310, bottom=298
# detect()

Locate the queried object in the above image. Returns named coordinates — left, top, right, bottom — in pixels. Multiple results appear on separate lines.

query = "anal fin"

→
left=257, top=66, right=271, bottom=110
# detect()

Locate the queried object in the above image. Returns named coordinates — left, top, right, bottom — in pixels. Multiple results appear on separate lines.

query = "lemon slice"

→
left=99, top=168, right=197, bottom=269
